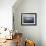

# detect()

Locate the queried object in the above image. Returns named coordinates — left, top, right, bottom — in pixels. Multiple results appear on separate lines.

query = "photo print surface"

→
left=21, top=13, right=37, bottom=26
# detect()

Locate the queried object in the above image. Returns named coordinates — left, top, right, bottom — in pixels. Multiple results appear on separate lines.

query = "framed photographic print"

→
left=21, top=13, right=37, bottom=26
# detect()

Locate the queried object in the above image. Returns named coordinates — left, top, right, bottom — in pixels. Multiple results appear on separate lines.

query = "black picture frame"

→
left=21, top=13, right=37, bottom=26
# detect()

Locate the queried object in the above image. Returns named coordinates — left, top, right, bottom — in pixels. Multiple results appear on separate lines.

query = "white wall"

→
left=0, top=0, right=16, bottom=30
left=13, top=0, right=41, bottom=46
left=41, top=0, right=46, bottom=46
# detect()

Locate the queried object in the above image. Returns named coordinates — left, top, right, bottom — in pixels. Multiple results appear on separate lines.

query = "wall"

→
left=0, top=0, right=16, bottom=30
left=13, top=0, right=41, bottom=46
left=41, top=0, right=46, bottom=46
